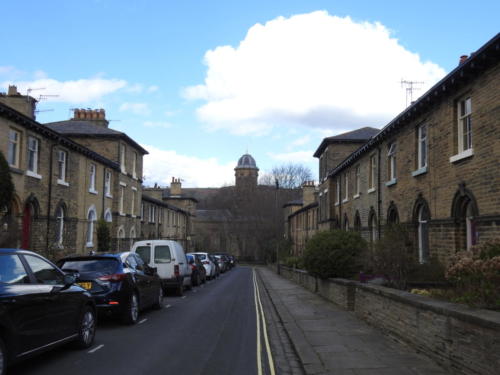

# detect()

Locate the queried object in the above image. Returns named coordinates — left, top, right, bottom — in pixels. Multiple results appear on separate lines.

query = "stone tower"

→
left=234, top=153, right=259, bottom=190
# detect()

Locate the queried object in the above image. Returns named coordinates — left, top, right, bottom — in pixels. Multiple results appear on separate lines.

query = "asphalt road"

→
left=11, top=266, right=274, bottom=375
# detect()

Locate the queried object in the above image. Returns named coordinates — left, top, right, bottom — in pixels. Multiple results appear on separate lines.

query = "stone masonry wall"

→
left=279, top=266, right=500, bottom=375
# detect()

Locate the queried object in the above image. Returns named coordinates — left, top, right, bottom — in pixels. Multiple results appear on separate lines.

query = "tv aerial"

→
left=401, top=79, right=424, bottom=108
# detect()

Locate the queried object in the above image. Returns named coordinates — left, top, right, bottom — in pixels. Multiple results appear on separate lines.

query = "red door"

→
left=22, top=204, right=32, bottom=249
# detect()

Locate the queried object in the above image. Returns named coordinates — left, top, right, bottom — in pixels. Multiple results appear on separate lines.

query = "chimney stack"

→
left=170, top=177, right=182, bottom=196
left=459, top=55, right=468, bottom=65
left=0, top=85, right=37, bottom=119
left=72, top=108, right=108, bottom=127
left=302, top=180, right=316, bottom=206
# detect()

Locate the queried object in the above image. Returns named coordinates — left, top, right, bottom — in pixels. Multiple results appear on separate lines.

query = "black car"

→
left=186, top=254, right=206, bottom=286
left=58, top=252, right=163, bottom=325
left=0, top=248, right=96, bottom=374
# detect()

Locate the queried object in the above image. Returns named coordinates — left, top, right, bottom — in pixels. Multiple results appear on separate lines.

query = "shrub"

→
left=445, top=240, right=500, bottom=309
left=283, top=256, right=305, bottom=269
left=371, top=224, right=418, bottom=289
left=303, top=230, right=367, bottom=279
left=96, top=219, right=111, bottom=252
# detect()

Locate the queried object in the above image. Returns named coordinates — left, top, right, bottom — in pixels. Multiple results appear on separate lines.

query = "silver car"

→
left=192, top=252, right=217, bottom=279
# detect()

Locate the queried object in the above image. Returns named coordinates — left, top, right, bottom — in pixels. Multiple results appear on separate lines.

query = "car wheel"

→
left=122, top=293, right=139, bottom=325
left=152, top=287, right=163, bottom=310
left=176, top=283, right=184, bottom=296
left=0, top=336, right=6, bottom=375
left=74, top=306, right=96, bottom=348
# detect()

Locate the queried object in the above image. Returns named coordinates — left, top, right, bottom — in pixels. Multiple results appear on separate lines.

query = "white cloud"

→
left=184, top=11, right=446, bottom=135
left=148, top=85, right=159, bottom=92
left=143, top=121, right=172, bottom=129
left=142, top=144, right=235, bottom=188
left=2, top=76, right=127, bottom=103
left=290, top=135, right=311, bottom=148
left=126, top=83, right=144, bottom=93
left=119, top=102, right=151, bottom=116
left=268, top=150, right=315, bottom=163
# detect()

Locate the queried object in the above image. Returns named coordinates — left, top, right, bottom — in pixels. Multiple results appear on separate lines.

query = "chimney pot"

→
left=7, top=85, right=18, bottom=96
left=459, top=55, right=468, bottom=65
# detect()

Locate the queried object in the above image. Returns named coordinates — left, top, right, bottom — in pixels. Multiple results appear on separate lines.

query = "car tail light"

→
left=190, top=264, right=196, bottom=270
left=98, top=273, right=127, bottom=282
left=108, top=301, right=120, bottom=305
left=174, top=264, right=180, bottom=277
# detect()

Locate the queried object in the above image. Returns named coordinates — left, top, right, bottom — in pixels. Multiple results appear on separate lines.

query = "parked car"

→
left=208, top=254, right=220, bottom=278
left=186, top=254, right=206, bottom=286
left=131, top=240, right=192, bottom=296
left=0, top=248, right=96, bottom=374
left=213, top=254, right=229, bottom=273
left=192, top=252, right=216, bottom=279
left=58, top=252, right=163, bottom=325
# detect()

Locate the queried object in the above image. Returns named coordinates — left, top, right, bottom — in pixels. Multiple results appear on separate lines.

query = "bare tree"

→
left=259, top=163, right=313, bottom=189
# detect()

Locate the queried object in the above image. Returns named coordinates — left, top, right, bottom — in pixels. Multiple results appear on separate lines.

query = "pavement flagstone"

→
left=257, top=267, right=449, bottom=375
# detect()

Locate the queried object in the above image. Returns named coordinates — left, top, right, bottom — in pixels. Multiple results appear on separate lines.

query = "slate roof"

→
left=44, top=120, right=149, bottom=155
left=314, top=127, right=380, bottom=157
left=141, top=194, right=190, bottom=215
left=0, top=102, right=120, bottom=169
left=283, top=199, right=303, bottom=208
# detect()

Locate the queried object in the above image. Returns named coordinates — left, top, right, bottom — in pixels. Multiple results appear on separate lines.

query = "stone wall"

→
left=279, top=266, right=500, bottom=375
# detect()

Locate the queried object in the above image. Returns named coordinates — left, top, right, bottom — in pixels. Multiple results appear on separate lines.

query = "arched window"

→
left=117, top=226, right=125, bottom=251
left=368, top=209, right=378, bottom=243
left=387, top=202, right=400, bottom=225
left=86, top=206, right=96, bottom=247
left=104, top=208, right=112, bottom=223
left=343, top=214, right=349, bottom=231
left=22, top=196, right=39, bottom=249
left=354, top=211, right=361, bottom=232
left=451, top=186, right=479, bottom=251
left=129, top=226, right=136, bottom=248
left=55, top=204, right=65, bottom=246
left=413, top=197, right=431, bottom=263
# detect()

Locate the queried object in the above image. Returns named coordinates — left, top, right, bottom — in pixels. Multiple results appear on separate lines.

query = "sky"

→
left=1, top=0, right=498, bottom=187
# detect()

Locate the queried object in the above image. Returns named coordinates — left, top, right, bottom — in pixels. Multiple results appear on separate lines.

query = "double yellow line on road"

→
left=253, top=268, right=275, bottom=375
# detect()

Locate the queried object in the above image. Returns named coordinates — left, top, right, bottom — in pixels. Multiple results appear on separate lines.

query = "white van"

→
left=131, top=240, right=192, bottom=296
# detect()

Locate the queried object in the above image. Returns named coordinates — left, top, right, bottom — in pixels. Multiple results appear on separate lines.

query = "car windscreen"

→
left=59, top=258, right=119, bottom=277
left=135, top=246, right=151, bottom=264
left=196, top=254, right=207, bottom=260
left=154, top=245, right=171, bottom=263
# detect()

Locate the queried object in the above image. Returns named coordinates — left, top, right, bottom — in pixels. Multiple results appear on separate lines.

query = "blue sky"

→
left=1, top=0, right=498, bottom=187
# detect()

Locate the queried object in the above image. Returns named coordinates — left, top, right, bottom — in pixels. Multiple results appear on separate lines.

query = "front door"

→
left=21, top=204, right=32, bottom=249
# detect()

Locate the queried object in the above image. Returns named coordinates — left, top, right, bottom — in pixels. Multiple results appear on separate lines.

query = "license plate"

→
left=77, top=282, right=92, bottom=290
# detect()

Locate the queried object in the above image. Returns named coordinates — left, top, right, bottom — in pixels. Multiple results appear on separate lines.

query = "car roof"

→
left=0, top=248, right=41, bottom=256
left=59, top=252, right=130, bottom=261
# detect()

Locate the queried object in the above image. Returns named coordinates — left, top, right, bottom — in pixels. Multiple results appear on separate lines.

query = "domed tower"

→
left=235, top=153, right=259, bottom=190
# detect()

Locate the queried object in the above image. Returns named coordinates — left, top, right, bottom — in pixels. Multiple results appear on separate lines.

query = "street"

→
left=11, top=267, right=275, bottom=375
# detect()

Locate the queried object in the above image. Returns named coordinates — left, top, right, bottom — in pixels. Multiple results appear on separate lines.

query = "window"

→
left=8, top=129, right=20, bottom=167
left=335, top=179, right=340, bottom=204
left=149, top=205, right=156, bottom=223
left=89, top=164, right=97, bottom=193
left=131, top=189, right=136, bottom=216
left=55, top=205, right=65, bottom=245
left=57, top=150, right=68, bottom=184
left=418, top=124, right=427, bottom=169
left=132, top=152, right=137, bottom=179
left=387, top=142, right=396, bottom=182
left=417, top=204, right=430, bottom=263
left=154, top=245, right=171, bottom=263
left=120, top=144, right=126, bottom=173
left=368, top=155, right=376, bottom=191
left=135, top=246, right=151, bottom=264
left=141, top=203, right=144, bottom=221
left=158, top=208, right=162, bottom=224
left=104, top=209, right=112, bottom=222
left=105, top=170, right=112, bottom=197
left=119, top=185, right=125, bottom=215
left=86, top=208, right=96, bottom=247
left=27, top=136, right=40, bottom=175
left=24, top=255, right=64, bottom=285
left=343, top=172, right=349, bottom=202
left=354, top=165, right=360, bottom=197
left=0, top=254, right=29, bottom=284
left=458, top=97, right=472, bottom=153
left=369, top=213, right=378, bottom=243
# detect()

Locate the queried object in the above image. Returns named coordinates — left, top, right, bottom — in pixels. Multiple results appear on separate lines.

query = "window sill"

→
left=119, top=182, right=127, bottom=187
left=88, top=189, right=98, bottom=195
left=353, top=194, right=360, bottom=199
left=412, top=166, right=428, bottom=177
left=131, top=186, right=137, bottom=191
left=57, top=179, right=69, bottom=187
left=26, top=170, right=42, bottom=179
left=119, top=212, right=126, bottom=217
left=9, top=166, right=23, bottom=175
left=450, top=148, right=474, bottom=163
left=334, top=202, right=340, bottom=207
left=385, top=178, right=397, bottom=187
left=131, top=215, right=136, bottom=218
left=86, top=242, right=94, bottom=248
left=105, top=194, right=113, bottom=199
left=367, top=187, right=376, bottom=194
left=342, top=198, right=349, bottom=203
